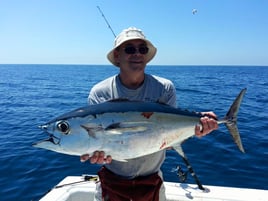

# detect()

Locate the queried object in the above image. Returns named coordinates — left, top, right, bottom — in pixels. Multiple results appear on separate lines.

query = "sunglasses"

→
left=124, top=46, right=149, bottom=55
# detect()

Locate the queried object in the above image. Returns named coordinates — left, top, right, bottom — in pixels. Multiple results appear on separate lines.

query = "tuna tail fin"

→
left=224, top=88, right=247, bottom=153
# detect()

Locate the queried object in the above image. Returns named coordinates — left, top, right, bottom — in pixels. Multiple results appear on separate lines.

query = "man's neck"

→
left=119, top=72, right=145, bottom=89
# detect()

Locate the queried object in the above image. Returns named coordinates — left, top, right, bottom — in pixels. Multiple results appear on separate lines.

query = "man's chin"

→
left=129, top=61, right=145, bottom=67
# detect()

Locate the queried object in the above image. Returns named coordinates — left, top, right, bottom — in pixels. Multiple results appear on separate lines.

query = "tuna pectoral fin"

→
left=80, top=125, right=99, bottom=138
left=224, top=88, right=247, bottom=153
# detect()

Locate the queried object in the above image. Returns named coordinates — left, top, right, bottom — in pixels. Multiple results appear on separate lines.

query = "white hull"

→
left=39, top=176, right=268, bottom=201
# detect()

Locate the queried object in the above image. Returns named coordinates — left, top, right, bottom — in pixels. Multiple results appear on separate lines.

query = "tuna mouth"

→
left=38, top=124, right=61, bottom=145
left=47, top=135, right=61, bottom=145
left=33, top=134, right=61, bottom=146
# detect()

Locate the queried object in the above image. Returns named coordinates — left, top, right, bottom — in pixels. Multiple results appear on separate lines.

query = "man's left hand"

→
left=195, top=112, right=218, bottom=137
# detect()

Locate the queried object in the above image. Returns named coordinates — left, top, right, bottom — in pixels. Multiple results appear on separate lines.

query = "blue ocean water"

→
left=0, top=64, right=267, bottom=201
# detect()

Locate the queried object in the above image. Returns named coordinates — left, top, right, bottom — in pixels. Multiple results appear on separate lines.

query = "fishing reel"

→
left=172, top=165, right=188, bottom=183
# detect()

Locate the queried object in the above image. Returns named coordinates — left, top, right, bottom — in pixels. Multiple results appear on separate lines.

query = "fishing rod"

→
left=35, top=175, right=98, bottom=201
left=96, top=6, right=116, bottom=38
left=173, top=145, right=207, bottom=191
left=54, top=175, right=98, bottom=189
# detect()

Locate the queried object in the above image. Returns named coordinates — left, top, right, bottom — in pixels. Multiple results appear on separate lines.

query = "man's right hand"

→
left=80, top=151, right=112, bottom=164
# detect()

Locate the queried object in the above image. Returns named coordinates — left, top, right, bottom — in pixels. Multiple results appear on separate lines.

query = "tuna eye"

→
left=57, top=121, right=70, bottom=134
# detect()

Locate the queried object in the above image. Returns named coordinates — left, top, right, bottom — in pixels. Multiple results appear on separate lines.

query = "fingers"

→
left=90, top=151, right=105, bottom=164
left=195, top=115, right=218, bottom=137
left=80, top=154, right=90, bottom=162
left=106, top=155, right=112, bottom=164
left=80, top=151, right=112, bottom=164
left=201, top=111, right=218, bottom=120
left=195, top=124, right=202, bottom=136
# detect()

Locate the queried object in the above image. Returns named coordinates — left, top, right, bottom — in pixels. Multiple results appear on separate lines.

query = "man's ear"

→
left=114, top=50, right=120, bottom=66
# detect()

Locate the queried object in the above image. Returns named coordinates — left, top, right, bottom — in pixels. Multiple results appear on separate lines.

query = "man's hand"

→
left=195, top=111, right=218, bottom=137
left=80, top=151, right=112, bottom=164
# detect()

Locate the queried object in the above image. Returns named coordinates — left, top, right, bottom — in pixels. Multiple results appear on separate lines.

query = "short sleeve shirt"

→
left=88, top=73, right=177, bottom=178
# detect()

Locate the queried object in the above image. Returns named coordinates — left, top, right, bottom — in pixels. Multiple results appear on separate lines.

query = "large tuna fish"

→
left=33, top=89, right=246, bottom=162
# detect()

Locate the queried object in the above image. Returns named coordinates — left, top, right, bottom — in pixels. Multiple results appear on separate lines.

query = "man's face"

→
left=114, top=39, right=148, bottom=72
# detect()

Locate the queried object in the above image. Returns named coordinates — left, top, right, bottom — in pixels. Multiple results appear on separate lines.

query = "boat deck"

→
left=39, top=176, right=268, bottom=201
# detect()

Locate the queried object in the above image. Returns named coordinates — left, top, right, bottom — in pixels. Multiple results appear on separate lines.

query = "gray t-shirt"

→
left=88, top=73, right=177, bottom=179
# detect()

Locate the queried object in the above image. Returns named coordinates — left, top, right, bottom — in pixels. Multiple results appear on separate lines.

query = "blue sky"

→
left=1, top=0, right=267, bottom=66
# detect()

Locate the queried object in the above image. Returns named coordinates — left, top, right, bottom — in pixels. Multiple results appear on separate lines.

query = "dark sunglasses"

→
left=124, top=46, right=149, bottom=55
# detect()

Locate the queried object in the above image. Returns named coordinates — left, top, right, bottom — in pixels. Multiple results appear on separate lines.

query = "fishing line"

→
left=96, top=6, right=116, bottom=38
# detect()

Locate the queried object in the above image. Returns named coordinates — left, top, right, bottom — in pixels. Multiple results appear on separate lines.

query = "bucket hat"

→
left=107, top=27, right=157, bottom=67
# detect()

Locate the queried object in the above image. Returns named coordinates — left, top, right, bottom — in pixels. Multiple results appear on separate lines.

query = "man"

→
left=81, top=27, right=218, bottom=201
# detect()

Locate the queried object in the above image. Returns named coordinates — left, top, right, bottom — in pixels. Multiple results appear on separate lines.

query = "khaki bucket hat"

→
left=107, top=27, right=157, bottom=67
